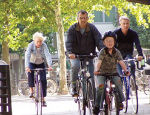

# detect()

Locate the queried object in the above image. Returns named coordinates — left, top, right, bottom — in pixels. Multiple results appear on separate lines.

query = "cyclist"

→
left=65, top=10, right=103, bottom=97
left=25, top=32, right=53, bottom=106
left=93, top=31, right=130, bottom=115
left=114, top=16, right=143, bottom=78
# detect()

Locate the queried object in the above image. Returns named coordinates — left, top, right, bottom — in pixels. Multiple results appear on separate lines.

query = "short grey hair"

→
left=33, top=32, right=46, bottom=41
left=119, top=16, right=130, bottom=22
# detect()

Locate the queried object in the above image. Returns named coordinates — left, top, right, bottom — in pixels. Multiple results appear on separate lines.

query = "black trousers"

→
left=28, top=63, right=47, bottom=97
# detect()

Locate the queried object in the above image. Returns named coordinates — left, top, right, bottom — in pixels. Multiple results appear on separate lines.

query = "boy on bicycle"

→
left=93, top=31, right=130, bottom=115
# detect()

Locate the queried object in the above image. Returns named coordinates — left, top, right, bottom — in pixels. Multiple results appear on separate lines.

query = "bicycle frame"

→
left=100, top=74, right=120, bottom=115
left=122, top=58, right=138, bottom=114
left=31, top=68, right=48, bottom=115
left=74, top=54, right=96, bottom=115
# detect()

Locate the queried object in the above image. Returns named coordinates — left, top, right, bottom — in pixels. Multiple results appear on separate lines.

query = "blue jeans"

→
left=95, top=75, right=125, bottom=108
left=28, top=63, right=47, bottom=97
left=117, top=54, right=135, bottom=77
left=70, top=58, right=94, bottom=88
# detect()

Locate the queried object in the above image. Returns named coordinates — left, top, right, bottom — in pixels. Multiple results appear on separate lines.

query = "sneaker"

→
left=29, top=93, right=34, bottom=98
left=119, top=102, right=124, bottom=110
left=42, top=101, right=47, bottom=107
left=93, top=106, right=99, bottom=115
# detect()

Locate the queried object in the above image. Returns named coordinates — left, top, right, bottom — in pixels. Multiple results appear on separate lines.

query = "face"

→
left=120, top=19, right=130, bottom=31
left=77, top=13, right=88, bottom=27
left=34, top=37, right=43, bottom=48
left=103, top=37, right=115, bottom=49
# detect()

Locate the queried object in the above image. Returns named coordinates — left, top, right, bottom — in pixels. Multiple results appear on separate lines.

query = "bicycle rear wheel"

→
left=87, top=79, right=95, bottom=114
left=122, top=78, right=128, bottom=113
left=129, top=75, right=138, bottom=114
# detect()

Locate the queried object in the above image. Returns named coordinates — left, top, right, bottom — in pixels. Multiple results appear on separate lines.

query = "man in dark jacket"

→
left=114, top=16, right=143, bottom=78
left=65, top=10, right=103, bottom=96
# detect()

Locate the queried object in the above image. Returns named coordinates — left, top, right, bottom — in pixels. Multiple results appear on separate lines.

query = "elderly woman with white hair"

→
left=25, top=32, right=52, bottom=107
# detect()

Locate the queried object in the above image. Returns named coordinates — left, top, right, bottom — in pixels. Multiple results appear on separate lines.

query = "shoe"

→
left=29, top=93, right=34, bottom=98
left=42, top=101, right=47, bottom=107
left=71, top=88, right=78, bottom=97
left=93, top=106, right=99, bottom=115
left=119, top=102, right=124, bottom=110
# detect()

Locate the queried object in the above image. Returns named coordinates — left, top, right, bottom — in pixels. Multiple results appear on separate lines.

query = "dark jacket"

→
left=65, top=23, right=103, bottom=55
left=114, top=28, right=143, bottom=57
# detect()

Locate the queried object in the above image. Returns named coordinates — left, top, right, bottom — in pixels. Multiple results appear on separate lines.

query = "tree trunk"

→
left=55, top=0, right=68, bottom=94
left=2, top=40, right=10, bottom=65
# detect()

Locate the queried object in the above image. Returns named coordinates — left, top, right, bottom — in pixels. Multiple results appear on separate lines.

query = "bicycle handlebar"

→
left=30, top=68, right=48, bottom=71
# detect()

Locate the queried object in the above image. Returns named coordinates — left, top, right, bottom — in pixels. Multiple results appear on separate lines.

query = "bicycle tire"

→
left=122, top=77, right=128, bottom=113
left=129, top=75, right=138, bottom=114
left=47, top=79, right=57, bottom=95
left=35, top=81, right=43, bottom=115
left=76, top=80, right=86, bottom=115
left=18, top=80, right=29, bottom=96
left=87, top=79, right=95, bottom=114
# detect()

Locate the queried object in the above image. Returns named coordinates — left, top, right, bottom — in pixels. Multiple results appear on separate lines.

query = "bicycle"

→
left=30, top=68, right=48, bottom=115
left=97, top=73, right=121, bottom=115
left=121, top=58, right=138, bottom=114
left=73, top=54, right=96, bottom=115
left=135, top=61, right=150, bottom=95
left=18, top=76, right=57, bottom=96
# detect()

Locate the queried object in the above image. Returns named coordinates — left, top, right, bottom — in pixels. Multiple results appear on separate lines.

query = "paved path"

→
left=12, top=92, right=150, bottom=115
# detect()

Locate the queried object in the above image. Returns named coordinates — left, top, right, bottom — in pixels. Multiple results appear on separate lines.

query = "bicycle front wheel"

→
left=87, top=79, right=95, bottom=114
left=129, top=75, right=138, bottom=114
left=35, top=81, right=43, bottom=115
left=76, top=80, right=86, bottom=115
left=122, top=77, right=128, bottom=113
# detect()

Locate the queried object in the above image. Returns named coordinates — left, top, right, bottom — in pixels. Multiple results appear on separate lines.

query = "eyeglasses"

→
left=79, top=17, right=88, bottom=20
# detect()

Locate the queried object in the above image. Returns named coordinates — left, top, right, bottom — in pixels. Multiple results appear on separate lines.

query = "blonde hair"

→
left=33, top=32, right=46, bottom=41
left=119, top=16, right=130, bottom=22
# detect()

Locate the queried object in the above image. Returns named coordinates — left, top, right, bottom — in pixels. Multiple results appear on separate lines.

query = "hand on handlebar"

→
left=48, top=66, right=53, bottom=71
left=137, top=56, right=143, bottom=61
left=68, top=54, right=76, bottom=59
left=94, top=71, right=100, bottom=75
left=26, top=67, right=31, bottom=73
left=124, top=71, right=130, bottom=76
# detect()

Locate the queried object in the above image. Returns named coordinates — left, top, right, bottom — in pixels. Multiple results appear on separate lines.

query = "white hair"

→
left=33, top=32, right=46, bottom=41
left=119, top=16, right=130, bottom=22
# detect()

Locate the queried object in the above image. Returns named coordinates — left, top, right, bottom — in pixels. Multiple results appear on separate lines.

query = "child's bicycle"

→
left=97, top=73, right=121, bottom=115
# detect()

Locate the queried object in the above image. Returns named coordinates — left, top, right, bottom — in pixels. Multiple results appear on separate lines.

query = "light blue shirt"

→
left=25, top=41, right=52, bottom=68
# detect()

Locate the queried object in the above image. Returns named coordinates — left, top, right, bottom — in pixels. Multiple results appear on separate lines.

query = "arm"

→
left=118, top=60, right=130, bottom=76
left=133, top=32, right=143, bottom=58
left=94, top=60, right=102, bottom=75
left=25, top=43, right=32, bottom=72
left=92, top=25, right=104, bottom=51
left=65, top=26, right=74, bottom=54
left=43, top=43, right=52, bottom=70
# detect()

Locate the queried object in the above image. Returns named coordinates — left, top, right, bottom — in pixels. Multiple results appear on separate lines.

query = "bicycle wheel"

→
left=47, top=79, right=57, bottom=95
left=129, top=75, right=138, bottom=114
left=76, top=80, right=86, bottom=115
left=35, top=81, right=43, bottom=115
left=122, top=78, right=128, bottom=113
left=106, top=93, right=120, bottom=115
left=18, top=80, right=29, bottom=96
left=87, top=79, right=95, bottom=114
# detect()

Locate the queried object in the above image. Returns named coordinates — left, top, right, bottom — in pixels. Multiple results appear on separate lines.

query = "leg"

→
left=93, top=76, right=105, bottom=114
left=28, top=63, right=35, bottom=98
left=112, top=76, right=125, bottom=103
left=70, top=59, right=80, bottom=96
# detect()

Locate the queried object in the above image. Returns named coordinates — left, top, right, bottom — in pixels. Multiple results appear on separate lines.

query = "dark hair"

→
left=77, top=10, right=88, bottom=17
left=103, top=31, right=117, bottom=42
